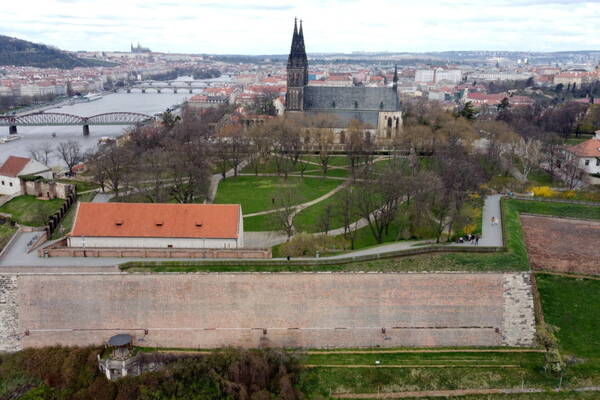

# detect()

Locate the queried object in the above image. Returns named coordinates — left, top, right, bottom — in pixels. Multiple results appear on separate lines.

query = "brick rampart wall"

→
left=40, top=244, right=270, bottom=259
left=0, top=272, right=536, bottom=351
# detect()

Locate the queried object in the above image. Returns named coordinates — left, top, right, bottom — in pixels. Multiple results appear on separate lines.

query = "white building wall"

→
left=415, top=70, right=434, bottom=83
left=0, top=176, right=21, bottom=195
left=578, top=157, right=600, bottom=174
left=68, top=236, right=240, bottom=249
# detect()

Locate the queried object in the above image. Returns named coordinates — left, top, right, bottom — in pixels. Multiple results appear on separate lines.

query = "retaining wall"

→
left=0, top=272, right=535, bottom=352
left=39, top=241, right=271, bottom=259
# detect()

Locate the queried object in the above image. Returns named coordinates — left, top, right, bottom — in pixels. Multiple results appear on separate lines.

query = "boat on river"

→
left=0, top=136, right=21, bottom=143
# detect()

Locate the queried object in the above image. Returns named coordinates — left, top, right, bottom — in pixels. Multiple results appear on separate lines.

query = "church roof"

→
left=304, top=86, right=400, bottom=112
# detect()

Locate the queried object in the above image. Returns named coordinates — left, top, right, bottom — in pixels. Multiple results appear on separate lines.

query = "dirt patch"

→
left=521, top=215, right=600, bottom=275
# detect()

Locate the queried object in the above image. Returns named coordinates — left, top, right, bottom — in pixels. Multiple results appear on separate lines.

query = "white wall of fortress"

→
left=0, top=272, right=536, bottom=352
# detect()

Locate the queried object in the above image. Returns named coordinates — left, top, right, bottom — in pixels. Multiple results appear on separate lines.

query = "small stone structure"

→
left=98, top=334, right=166, bottom=380
left=20, top=179, right=75, bottom=200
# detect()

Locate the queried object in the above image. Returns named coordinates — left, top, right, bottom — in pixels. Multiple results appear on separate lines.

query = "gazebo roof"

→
left=108, top=334, right=132, bottom=347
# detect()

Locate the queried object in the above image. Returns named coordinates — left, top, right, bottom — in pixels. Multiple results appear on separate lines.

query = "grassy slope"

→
left=509, top=199, right=600, bottom=220
left=0, top=195, right=64, bottom=226
left=56, top=179, right=99, bottom=193
left=215, top=176, right=340, bottom=214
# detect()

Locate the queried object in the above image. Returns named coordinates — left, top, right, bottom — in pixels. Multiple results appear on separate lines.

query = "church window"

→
left=340, top=131, right=346, bottom=144
left=387, top=118, right=392, bottom=128
left=331, top=101, right=336, bottom=108
left=380, top=101, right=384, bottom=110
left=305, top=136, right=310, bottom=144
left=396, top=118, right=400, bottom=129
left=354, top=101, right=359, bottom=109
left=365, top=131, right=371, bottom=143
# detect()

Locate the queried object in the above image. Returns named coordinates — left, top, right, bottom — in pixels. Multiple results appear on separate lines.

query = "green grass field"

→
left=536, top=274, right=600, bottom=359
left=304, top=168, right=350, bottom=178
left=215, top=176, right=341, bottom=214
left=301, top=155, right=350, bottom=167
left=0, top=195, right=64, bottom=227
left=243, top=213, right=273, bottom=231
left=240, top=158, right=312, bottom=174
left=508, top=199, right=600, bottom=220
left=56, top=179, right=100, bottom=193
left=294, top=187, right=349, bottom=233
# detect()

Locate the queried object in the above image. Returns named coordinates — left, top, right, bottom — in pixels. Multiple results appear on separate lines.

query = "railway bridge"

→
left=0, top=112, right=154, bottom=135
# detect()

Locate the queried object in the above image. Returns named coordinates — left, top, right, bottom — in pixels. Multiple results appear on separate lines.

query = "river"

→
left=0, top=75, right=233, bottom=167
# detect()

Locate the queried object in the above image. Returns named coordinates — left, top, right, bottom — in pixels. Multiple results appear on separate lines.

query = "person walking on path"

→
left=475, top=235, right=479, bottom=245
left=491, top=216, right=497, bottom=226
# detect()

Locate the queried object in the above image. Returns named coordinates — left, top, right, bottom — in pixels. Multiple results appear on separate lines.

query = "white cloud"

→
left=1, top=0, right=599, bottom=53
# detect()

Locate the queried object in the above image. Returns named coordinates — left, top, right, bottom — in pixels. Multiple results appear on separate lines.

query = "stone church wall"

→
left=0, top=272, right=536, bottom=352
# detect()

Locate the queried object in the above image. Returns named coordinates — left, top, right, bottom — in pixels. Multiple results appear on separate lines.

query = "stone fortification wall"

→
left=1, top=272, right=536, bottom=352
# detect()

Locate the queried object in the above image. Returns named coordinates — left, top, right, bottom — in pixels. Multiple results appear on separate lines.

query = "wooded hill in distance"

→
left=0, top=35, right=116, bottom=69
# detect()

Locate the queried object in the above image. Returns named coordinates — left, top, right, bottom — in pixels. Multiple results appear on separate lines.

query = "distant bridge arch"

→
left=0, top=111, right=154, bottom=135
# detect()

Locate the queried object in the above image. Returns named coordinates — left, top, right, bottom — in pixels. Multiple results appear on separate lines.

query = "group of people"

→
left=457, top=233, right=480, bottom=245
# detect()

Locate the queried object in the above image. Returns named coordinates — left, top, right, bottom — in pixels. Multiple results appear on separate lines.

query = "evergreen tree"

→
left=458, top=101, right=478, bottom=120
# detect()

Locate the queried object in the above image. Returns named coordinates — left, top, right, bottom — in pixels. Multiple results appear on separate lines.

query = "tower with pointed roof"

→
left=286, top=18, right=308, bottom=112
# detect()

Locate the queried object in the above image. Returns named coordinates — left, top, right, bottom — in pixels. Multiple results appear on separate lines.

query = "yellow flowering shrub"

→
left=531, top=186, right=557, bottom=198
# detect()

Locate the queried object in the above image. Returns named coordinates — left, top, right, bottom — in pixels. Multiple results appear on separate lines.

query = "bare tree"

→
left=316, top=204, right=335, bottom=234
left=28, top=142, right=53, bottom=166
left=268, top=187, right=302, bottom=240
left=94, top=144, right=133, bottom=199
left=55, top=140, right=84, bottom=175
left=514, top=137, right=544, bottom=181
left=166, top=138, right=212, bottom=203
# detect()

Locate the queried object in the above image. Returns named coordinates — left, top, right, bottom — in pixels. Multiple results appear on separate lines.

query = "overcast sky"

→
left=2, top=0, right=600, bottom=54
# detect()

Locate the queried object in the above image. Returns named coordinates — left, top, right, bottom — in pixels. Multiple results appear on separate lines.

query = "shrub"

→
left=531, top=186, right=557, bottom=198
left=562, top=190, right=576, bottom=199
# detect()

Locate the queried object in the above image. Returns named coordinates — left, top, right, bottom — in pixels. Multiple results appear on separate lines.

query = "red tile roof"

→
left=70, top=203, right=241, bottom=239
left=0, top=156, right=31, bottom=177
left=567, top=137, right=600, bottom=158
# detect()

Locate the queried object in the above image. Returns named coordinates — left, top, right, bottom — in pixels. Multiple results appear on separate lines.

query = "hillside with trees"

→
left=0, top=35, right=116, bottom=69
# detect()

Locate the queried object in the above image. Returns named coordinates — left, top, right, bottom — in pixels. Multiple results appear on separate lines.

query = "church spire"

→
left=393, top=64, right=398, bottom=89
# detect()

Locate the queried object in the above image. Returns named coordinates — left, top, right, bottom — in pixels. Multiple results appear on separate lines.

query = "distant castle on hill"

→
left=130, top=42, right=151, bottom=54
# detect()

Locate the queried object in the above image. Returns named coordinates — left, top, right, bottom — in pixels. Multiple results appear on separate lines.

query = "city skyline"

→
left=2, top=0, right=600, bottom=55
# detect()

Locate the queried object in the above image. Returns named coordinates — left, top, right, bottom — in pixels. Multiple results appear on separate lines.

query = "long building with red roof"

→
left=68, top=202, right=244, bottom=249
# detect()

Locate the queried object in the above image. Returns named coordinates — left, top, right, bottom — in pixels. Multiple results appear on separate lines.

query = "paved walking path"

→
left=245, top=180, right=350, bottom=218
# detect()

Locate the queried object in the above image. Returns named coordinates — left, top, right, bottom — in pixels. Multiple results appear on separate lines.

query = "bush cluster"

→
left=0, top=346, right=303, bottom=400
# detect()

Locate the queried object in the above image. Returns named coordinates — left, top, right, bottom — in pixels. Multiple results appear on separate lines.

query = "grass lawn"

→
left=304, top=168, right=350, bottom=178
left=294, top=187, right=350, bottom=233
left=508, top=199, right=600, bottom=220
left=243, top=214, right=273, bottom=232
left=527, top=168, right=562, bottom=187
left=536, top=274, right=600, bottom=359
left=240, top=158, right=312, bottom=174
left=301, top=155, right=349, bottom=167
left=417, top=394, right=600, bottom=400
left=56, top=179, right=99, bottom=193
left=214, top=176, right=340, bottom=214
left=0, top=223, right=16, bottom=250
left=300, top=351, right=554, bottom=397
left=0, top=195, right=64, bottom=226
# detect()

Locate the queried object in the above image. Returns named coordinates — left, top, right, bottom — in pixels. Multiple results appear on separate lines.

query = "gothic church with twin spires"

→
left=285, top=19, right=403, bottom=143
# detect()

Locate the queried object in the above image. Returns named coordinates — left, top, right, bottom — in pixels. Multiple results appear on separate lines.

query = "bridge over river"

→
left=0, top=112, right=154, bottom=135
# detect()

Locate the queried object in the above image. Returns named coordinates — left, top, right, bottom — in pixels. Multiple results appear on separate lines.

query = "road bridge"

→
left=0, top=112, right=154, bottom=135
